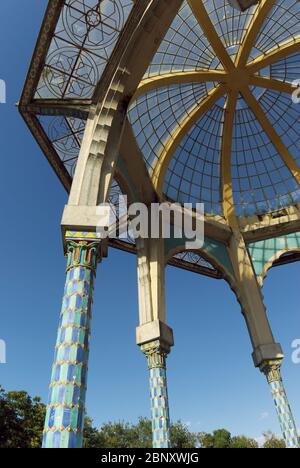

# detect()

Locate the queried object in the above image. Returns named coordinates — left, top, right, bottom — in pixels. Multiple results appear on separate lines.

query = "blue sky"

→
left=0, top=0, right=299, bottom=442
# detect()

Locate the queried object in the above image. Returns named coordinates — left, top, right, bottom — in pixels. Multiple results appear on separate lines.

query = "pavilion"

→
left=20, top=0, right=300, bottom=448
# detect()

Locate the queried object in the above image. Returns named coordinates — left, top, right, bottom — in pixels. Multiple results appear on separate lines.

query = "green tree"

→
left=97, top=421, right=137, bottom=448
left=199, top=432, right=215, bottom=448
left=131, top=417, right=152, bottom=448
left=0, top=387, right=21, bottom=448
left=170, top=421, right=199, bottom=448
left=2, top=386, right=287, bottom=450
left=230, top=436, right=259, bottom=448
left=199, top=429, right=231, bottom=448
left=84, top=418, right=199, bottom=448
left=263, top=432, right=285, bottom=449
left=0, top=386, right=45, bottom=448
left=83, top=417, right=104, bottom=448
left=212, top=429, right=231, bottom=448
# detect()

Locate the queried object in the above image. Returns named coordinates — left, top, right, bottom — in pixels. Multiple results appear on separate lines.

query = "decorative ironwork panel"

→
left=38, top=115, right=86, bottom=176
left=174, top=251, right=217, bottom=272
left=35, top=0, right=134, bottom=99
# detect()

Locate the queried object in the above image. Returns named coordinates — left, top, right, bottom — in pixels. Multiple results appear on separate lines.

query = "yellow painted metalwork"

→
left=236, top=0, right=276, bottom=68
left=246, top=37, right=300, bottom=73
left=133, top=70, right=227, bottom=101
left=249, top=76, right=296, bottom=95
left=221, top=91, right=239, bottom=227
left=241, top=86, right=300, bottom=184
left=126, top=1, right=300, bottom=224
left=153, top=85, right=227, bottom=194
left=187, top=0, right=235, bottom=72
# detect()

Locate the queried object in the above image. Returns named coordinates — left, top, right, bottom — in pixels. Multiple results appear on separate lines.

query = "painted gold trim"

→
left=133, top=70, right=227, bottom=101
left=242, top=86, right=300, bottom=184
left=152, top=84, right=227, bottom=194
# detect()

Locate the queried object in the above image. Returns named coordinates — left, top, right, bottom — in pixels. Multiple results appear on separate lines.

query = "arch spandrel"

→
left=164, top=235, right=235, bottom=279
left=248, top=232, right=300, bottom=284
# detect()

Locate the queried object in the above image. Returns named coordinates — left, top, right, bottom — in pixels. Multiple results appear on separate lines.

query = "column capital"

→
left=259, top=359, right=283, bottom=383
left=66, top=240, right=101, bottom=273
left=140, top=340, right=168, bottom=369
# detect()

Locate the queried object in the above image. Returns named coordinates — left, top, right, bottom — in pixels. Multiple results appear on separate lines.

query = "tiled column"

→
left=43, top=239, right=100, bottom=448
left=141, top=340, right=171, bottom=448
left=261, top=360, right=299, bottom=449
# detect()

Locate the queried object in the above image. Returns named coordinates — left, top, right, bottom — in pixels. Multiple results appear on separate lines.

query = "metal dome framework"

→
left=20, top=0, right=300, bottom=449
left=129, top=0, right=300, bottom=222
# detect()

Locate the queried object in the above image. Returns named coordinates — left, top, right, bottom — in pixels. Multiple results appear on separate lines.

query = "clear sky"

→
left=0, top=0, right=299, bottom=443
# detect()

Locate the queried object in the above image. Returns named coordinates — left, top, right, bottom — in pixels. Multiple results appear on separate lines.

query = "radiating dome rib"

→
left=128, top=83, right=210, bottom=172
left=144, top=0, right=217, bottom=79
left=202, top=0, right=257, bottom=55
left=231, top=96, right=300, bottom=216
left=253, top=0, right=300, bottom=56
left=258, top=88, right=300, bottom=169
left=270, top=52, right=300, bottom=84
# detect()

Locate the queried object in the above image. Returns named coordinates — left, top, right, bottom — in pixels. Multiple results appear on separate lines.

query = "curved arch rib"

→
left=133, top=70, right=227, bottom=101
left=188, top=0, right=235, bottom=72
left=241, top=86, right=300, bottom=184
left=221, top=90, right=239, bottom=227
left=236, top=0, right=276, bottom=68
left=246, top=37, right=300, bottom=73
left=152, top=84, right=227, bottom=195
left=249, top=76, right=297, bottom=94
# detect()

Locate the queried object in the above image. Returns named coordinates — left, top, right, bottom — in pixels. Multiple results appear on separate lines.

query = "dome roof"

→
left=128, top=0, right=300, bottom=219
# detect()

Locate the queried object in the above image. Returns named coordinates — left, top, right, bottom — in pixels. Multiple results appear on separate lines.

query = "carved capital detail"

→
left=260, top=359, right=282, bottom=384
left=140, top=340, right=169, bottom=370
left=66, top=241, right=101, bottom=273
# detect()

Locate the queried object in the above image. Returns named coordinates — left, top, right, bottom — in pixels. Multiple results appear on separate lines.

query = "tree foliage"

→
left=263, top=432, right=286, bottom=449
left=200, top=430, right=259, bottom=448
left=0, top=386, right=45, bottom=448
left=84, top=418, right=198, bottom=448
left=0, top=387, right=288, bottom=449
left=230, top=436, right=259, bottom=449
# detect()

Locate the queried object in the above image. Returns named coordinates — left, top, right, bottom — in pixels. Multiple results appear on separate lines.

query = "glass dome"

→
left=128, top=0, right=300, bottom=219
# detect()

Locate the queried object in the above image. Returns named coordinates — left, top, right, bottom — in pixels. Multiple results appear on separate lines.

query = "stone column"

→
left=260, top=360, right=299, bottom=449
left=42, top=239, right=100, bottom=449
